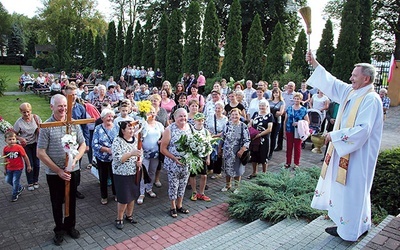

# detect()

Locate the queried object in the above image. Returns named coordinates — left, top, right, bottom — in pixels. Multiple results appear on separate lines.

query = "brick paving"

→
left=0, top=96, right=399, bottom=249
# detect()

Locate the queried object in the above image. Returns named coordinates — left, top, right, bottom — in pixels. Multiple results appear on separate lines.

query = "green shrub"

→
left=0, top=74, right=9, bottom=96
left=43, top=67, right=58, bottom=73
left=271, top=69, right=306, bottom=89
left=32, top=56, right=53, bottom=71
left=371, top=147, right=400, bottom=215
left=26, top=58, right=34, bottom=66
left=228, top=167, right=324, bottom=223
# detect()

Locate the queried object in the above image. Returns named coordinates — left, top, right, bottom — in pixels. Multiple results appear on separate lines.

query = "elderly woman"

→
left=92, top=85, right=112, bottom=112
left=247, top=100, right=274, bottom=179
left=137, top=107, right=165, bottom=204
left=160, top=108, right=192, bottom=218
left=205, top=101, right=228, bottom=179
left=112, top=121, right=143, bottom=230
left=218, top=108, right=250, bottom=193
left=247, top=87, right=266, bottom=121
left=13, top=103, right=42, bottom=190
left=284, top=92, right=310, bottom=169
left=92, top=109, right=118, bottom=205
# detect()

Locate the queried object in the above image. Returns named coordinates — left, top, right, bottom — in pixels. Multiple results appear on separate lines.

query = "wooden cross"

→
left=39, top=94, right=95, bottom=217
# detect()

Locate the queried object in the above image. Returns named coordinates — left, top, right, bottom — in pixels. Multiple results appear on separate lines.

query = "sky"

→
left=2, top=0, right=332, bottom=51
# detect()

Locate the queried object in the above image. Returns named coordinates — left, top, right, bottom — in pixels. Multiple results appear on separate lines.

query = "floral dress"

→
left=221, top=122, right=250, bottom=177
left=164, top=123, right=193, bottom=200
left=250, top=112, right=274, bottom=163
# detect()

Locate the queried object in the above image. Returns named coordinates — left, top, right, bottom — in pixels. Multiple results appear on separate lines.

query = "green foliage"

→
left=359, top=0, right=372, bottom=63
left=32, top=56, right=53, bottom=71
left=198, top=0, right=220, bottom=78
left=371, top=204, right=389, bottom=225
left=93, top=35, right=105, bottom=71
left=316, top=19, right=335, bottom=72
left=371, top=147, right=400, bottom=215
left=106, top=21, right=117, bottom=77
left=271, top=69, right=305, bottom=90
left=332, top=0, right=360, bottom=82
left=7, top=23, right=25, bottom=63
left=0, top=2, right=11, bottom=46
left=182, top=1, right=201, bottom=74
left=25, top=32, right=38, bottom=60
left=165, top=10, right=183, bottom=82
left=244, top=14, right=264, bottom=83
left=263, top=22, right=285, bottom=81
left=132, top=21, right=143, bottom=66
left=228, top=167, right=324, bottom=223
left=85, top=30, right=94, bottom=66
left=205, top=74, right=222, bottom=94
left=155, top=13, right=169, bottom=72
left=123, top=24, right=133, bottom=66
left=220, top=0, right=244, bottom=80
left=0, top=74, right=9, bottom=96
left=289, top=29, right=309, bottom=79
left=114, top=21, right=124, bottom=77
left=141, top=13, right=155, bottom=68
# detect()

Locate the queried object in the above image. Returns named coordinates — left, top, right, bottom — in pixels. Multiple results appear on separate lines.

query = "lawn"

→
left=0, top=65, right=37, bottom=92
left=0, top=94, right=52, bottom=124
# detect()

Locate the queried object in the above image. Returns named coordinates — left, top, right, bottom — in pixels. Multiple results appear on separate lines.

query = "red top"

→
left=3, top=144, right=26, bottom=171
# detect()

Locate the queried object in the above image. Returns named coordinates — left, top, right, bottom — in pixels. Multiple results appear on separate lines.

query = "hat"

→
left=193, top=112, right=205, bottom=120
left=211, top=89, right=221, bottom=95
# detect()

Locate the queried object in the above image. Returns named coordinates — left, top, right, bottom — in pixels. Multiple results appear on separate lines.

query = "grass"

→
left=0, top=94, right=52, bottom=124
left=0, top=65, right=37, bottom=92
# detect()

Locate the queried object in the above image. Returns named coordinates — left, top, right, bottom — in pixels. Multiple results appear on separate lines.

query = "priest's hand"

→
left=306, top=50, right=319, bottom=69
left=325, top=133, right=332, bottom=145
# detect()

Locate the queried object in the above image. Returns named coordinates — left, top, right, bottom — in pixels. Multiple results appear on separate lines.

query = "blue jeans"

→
left=24, top=143, right=40, bottom=184
left=5, top=169, right=23, bottom=198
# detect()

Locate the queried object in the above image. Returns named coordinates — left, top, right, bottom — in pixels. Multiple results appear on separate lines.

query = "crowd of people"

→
left=4, top=57, right=390, bottom=245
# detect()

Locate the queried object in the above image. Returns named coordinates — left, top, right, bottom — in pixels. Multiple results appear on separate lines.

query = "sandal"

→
left=115, top=220, right=124, bottom=230
left=176, top=206, right=189, bottom=214
left=147, top=190, right=157, bottom=198
left=125, top=215, right=138, bottom=224
left=170, top=208, right=177, bottom=218
left=284, top=164, right=291, bottom=169
left=247, top=174, right=257, bottom=179
left=137, top=195, right=145, bottom=205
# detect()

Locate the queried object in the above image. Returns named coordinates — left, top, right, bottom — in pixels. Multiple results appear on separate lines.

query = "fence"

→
left=371, top=61, right=390, bottom=92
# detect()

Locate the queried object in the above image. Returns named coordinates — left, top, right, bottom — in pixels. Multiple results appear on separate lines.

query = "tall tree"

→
left=182, top=1, right=201, bottom=74
left=93, top=35, right=105, bottom=70
left=155, top=13, right=169, bottom=72
left=7, top=23, right=24, bottom=64
left=165, top=9, right=183, bottom=82
left=263, top=22, right=285, bottom=81
left=332, top=0, right=360, bottom=82
left=359, top=0, right=372, bottom=63
left=123, top=24, right=133, bottom=66
left=25, top=32, right=38, bottom=60
left=316, top=19, right=335, bottom=72
left=114, top=21, right=125, bottom=77
left=106, top=21, right=117, bottom=77
left=244, top=14, right=264, bottom=82
left=141, top=13, right=155, bottom=68
left=289, top=29, right=309, bottom=79
left=221, top=0, right=243, bottom=80
left=199, top=0, right=220, bottom=78
left=132, top=21, right=143, bottom=66
left=0, top=2, right=11, bottom=57
left=84, top=30, right=95, bottom=66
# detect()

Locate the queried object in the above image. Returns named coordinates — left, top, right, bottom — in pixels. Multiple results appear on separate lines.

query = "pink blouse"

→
left=160, top=98, right=176, bottom=115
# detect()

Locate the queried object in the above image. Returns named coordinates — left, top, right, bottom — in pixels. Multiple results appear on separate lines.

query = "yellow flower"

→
left=137, top=100, right=152, bottom=116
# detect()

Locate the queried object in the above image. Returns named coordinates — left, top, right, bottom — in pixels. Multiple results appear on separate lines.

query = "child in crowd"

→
left=3, top=131, right=31, bottom=202
left=188, top=112, right=211, bottom=202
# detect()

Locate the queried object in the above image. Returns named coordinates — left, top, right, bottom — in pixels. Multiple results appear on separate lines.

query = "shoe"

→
left=197, top=193, right=211, bottom=201
left=176, top=206, right=189, bottom=214
left=125, top=215, right=138, bottom=224
left=147, top=190, right=157, bottom=198
left=187, top=184, right=192, bottom=190
left=274, top=147, right=282, bottom=151
left=154, top=181, right=162, bottom=188
left=301, top=142, right=305, bottom=149
left=210, top=175, right=216, bottom=179
left=33, top=183, right=39, bottom=189
left=325, top=226, right=339, bottom=237
left=27, top=185, right=35, bottom=191
left=221, top=186, right=231, bottom=192
left=86, top=164, right=92, bottom=169
left=17, top=186, right=24, bottom=196
left=233, top=189, right=240, bottom=194
left=11, top=196, right=18, bottom=202
left=53, top=233, right=64, bottom=246
left=137, top=195, right=145, bottom=205
left=205, top=185, right=209, bottom=190
left=115, top=220, right=124, bottom=230
left=76, top=191, right=85, bottom=199
left=293, top=165, right=299, bottom=169
left=190, top=192, right=198, bottom=201
left=67, top=228, right=80, bottom=239
left=170, top=208, right=178, bottom=218
left=284, top=164, right=291, bottom=169
left=211, top=174, right=222, bottom=179
left=101, top=198, right=108, bottom=205
left=247, top=174, right=257, bottom=179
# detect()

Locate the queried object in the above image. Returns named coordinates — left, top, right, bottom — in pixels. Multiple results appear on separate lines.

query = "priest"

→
left=306, top=51, right=383, bottom=241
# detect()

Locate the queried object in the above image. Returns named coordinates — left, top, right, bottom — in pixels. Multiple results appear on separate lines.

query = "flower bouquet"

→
left=176, top=132, right=220, bottom=174
left=61, top=133, right=79, bottom=171
left=0, top=116, right=13, bottom=134
left=137, top=100, right=152, bottom=119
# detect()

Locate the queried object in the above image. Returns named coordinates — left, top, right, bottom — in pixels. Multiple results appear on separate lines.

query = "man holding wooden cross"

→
left=37, top=94, right=87, bottom=246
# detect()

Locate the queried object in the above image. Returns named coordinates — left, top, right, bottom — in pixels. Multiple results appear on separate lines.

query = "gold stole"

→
left=321, top=88, right=374, bottom=185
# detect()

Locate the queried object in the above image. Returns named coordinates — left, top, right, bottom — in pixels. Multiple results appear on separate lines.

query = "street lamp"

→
left=16, top=51, right=24, bottom=72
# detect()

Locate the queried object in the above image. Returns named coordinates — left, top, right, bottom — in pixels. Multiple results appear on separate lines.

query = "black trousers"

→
left=277, top=114, right=286, bottom=149
left=96, top=158, right=115, bottom=199
left=47, top=170, right=79, bottom=233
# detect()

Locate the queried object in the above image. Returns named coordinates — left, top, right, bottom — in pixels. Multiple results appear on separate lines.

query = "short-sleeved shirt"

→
left=13, top=115, right=42, bottom=145
left=3, top=144, right=26, bottom=171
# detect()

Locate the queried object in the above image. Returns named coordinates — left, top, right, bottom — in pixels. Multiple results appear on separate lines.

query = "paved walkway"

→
left=0, top=95, right=399, bottom=249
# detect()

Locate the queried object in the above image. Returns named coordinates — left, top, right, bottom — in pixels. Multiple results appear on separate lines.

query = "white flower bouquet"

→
left=61, top=133, right=79, bottom=171
left=0, top=116, right=13, bottom=134
left=176, top=132, right=220, bottom=174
